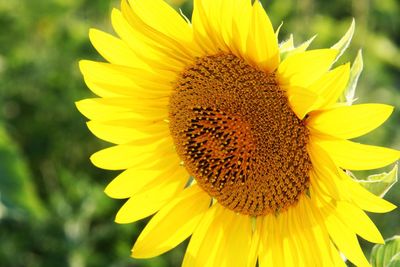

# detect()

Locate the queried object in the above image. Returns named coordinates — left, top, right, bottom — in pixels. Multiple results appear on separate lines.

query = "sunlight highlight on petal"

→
left=278, top=49, right=338, bottom=88
left=132, top=185, right=210, bottom=258
left=308, top=104, right=394, bottom=139
left=316, top=138, right=400, bottom=170
left=246, top=1, right=280, bottom=72
left=115, top=167, right=188, bottom=223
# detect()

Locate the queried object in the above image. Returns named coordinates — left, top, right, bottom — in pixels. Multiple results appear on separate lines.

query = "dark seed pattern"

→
left=169, top=53, right=312, bottom=216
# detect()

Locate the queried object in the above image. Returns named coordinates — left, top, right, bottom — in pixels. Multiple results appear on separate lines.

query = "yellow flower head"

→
left=77, top=0, right=399, bottom=266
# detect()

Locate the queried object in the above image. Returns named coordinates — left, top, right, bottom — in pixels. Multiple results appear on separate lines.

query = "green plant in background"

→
left=356, top=165, right=398, bottom=197
left=0, top=0, right=399, bottom=266
left=370, top=236, right=400, bottom=267
left=0, top=124, right=46, bottom=221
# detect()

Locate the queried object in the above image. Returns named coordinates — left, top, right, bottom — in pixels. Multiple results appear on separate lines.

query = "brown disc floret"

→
left=169, top=53, right=312, bottom=216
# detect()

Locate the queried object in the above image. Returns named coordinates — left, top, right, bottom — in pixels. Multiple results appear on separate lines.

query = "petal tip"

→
left=103, top=184, right=115, bottom=198
left=130, top=247, right=150, bottom=259
left=75, top=99, right=90, bottom=118
left=385, top=201, right=397, bottom=212
left=114, top=211, right=130, bottom=224
left=89, top=152, right=106, bottom=169
left=78, top=60, right=91, bottom=75
left=88, top=27, right=98, bottom=37
left=130, top=247, right=141, bottom=258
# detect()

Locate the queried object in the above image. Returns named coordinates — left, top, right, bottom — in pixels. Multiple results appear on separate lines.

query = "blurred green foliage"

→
left=0, top=0, right=399, bottom=266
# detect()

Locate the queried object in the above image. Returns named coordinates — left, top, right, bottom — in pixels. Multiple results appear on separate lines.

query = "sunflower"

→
left=76, top=0, right=399, bottom=266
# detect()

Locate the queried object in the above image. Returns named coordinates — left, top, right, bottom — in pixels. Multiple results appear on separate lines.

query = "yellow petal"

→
left=87, top=121, right=167, bottom=145
left=104, top=117, right=170, bottom=135
left=330, top=241, right=348, bottom=267
left=76, top=98, right=168, bottom=125
left=89, top=95, right=169, bottom=109
left=288, top=196, right=338, bottom=266
left=127, top=0, right=193, bottom=44
left=286, top=86, right=320, bottom=119
left=115, top=167, right=188, bottom=223
left=132, top=184, right=211, bottom=258
left=111, top=8, right=186, bottom=72
left=307, top=104, right=394, bottom=139
left=308, top=141, right=341, bottom=200
left=79, top=60, right=174, bottom=99
left=258, top=215, right=287, bottom=267
left=302, top=197, right=338, bottom=265
left=104, top=162, right=181, bottom=199
left=309, top=171, right=337, bottom=202
left=281, top=210, right=303, bottom=266
left=84, top=78, right=171, bottom=101
left=247, top=217, right=262, bottom=267
left=87, top=116, right=168, bottom=135
left=336, top=201, right=384, bottom=244
left=80, top=60, right=173, bottom=91
left=316, top=138, right=400, bottom=170
left=197, top=208, right=253, bottom=267
left=219, top=0, right=235, bottom=51
left=76, top=98, right=131, bottom=121
left=203, top=0, right=231, bottom=52
left=278, top=49, right=338, bottom=88
left=187, top=204, right=253, bottom=267
left=321, top=202, right=370, bottom=267
left=88, top=28, right=144, bottom=68
left=125, top=0, right=197, bottom=60
left=218, top=211, right=253, bottom=267
left=309, top=196, right=348, bottom=266
left=90, top=140, right=173, bottom=170
left=257, top=217, right=270, bottom=267
left=308, top=63, right=350, bottom=110
left=246, top=1, right=279, bottom=72
left=191, top=0, right=220, bottom=54
left=342, top=173, right=396, bottom=213
left=259, top=215, right=284, bottom=267
left=182, top=204, right=219, bottom=267
left=230, top=0, right=253, bottom=57
left=81, top=76, right=121, bottom=98
left=83, top=97, right=168, bottom=117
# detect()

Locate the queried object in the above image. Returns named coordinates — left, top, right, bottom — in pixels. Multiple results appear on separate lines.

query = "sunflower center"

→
left=169, top=53, right=312, bottom=216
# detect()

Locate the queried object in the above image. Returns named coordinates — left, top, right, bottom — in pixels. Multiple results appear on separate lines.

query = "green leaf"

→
left=370, top=236, right=400, bottom=267
left=0, top=124, right=46, bottom=220
left=356, top=164, right=398, bottom=197
left=387, top=253, right=400, bottom=267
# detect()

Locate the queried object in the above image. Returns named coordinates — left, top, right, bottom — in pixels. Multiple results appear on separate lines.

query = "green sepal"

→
left=331, top=18, right=355, bottom=64
left=342, top=49, right=363, bottom=105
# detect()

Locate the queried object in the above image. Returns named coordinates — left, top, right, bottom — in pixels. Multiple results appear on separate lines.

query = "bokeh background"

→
left=0, top=0, right=399, bottom=266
